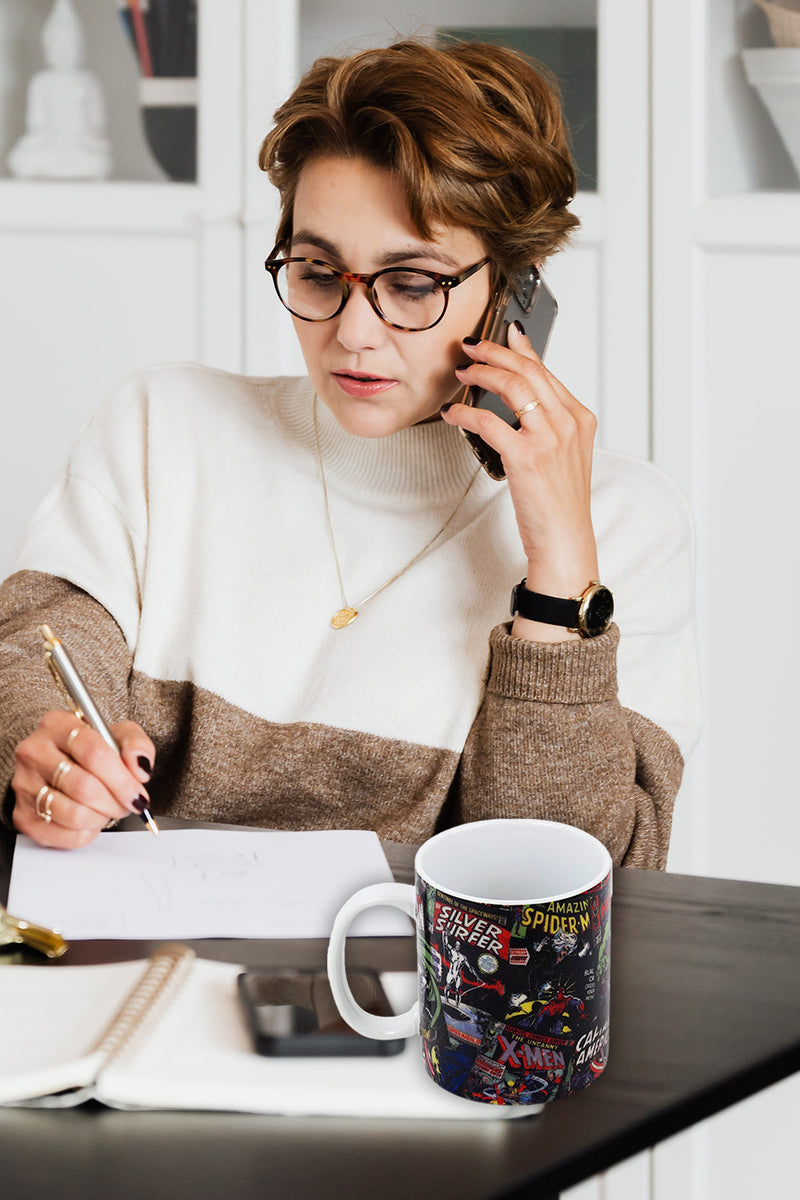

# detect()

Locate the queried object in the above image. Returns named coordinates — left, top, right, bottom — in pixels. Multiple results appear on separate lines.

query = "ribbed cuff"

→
left=486, top=622, right=619, bottom=703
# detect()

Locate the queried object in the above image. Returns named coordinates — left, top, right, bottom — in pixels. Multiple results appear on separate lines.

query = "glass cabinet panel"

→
left=299, top=1, right=598, bottom=191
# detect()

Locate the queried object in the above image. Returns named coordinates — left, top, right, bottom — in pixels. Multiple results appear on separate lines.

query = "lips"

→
left=332, top=371, right=399, bottom=398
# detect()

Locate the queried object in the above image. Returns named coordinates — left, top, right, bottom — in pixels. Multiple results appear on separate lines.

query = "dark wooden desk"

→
left=2, top=819, right=799, bottom=1200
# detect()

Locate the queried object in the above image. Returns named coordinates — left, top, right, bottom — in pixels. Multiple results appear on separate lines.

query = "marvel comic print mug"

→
left=327, top=819, right=612, bottom=1106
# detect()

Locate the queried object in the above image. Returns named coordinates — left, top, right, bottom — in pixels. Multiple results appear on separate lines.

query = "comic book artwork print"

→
left=416, top=872, right=611, bottom=1104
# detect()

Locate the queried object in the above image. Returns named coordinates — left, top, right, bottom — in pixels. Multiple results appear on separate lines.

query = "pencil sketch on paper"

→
left=136, top=849, right=264, bottom=914
left=8, top=828, right=407, bottom=940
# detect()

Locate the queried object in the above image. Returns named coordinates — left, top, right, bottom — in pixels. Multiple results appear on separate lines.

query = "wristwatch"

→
left=510, top=579, right=614, bottom=639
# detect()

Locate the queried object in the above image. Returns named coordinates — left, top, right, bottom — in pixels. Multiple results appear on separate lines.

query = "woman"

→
left=0, top=40, right=701, bottom=863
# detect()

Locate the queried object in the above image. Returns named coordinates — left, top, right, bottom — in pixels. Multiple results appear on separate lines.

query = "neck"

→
left=299, top=390, right=485, bottom=504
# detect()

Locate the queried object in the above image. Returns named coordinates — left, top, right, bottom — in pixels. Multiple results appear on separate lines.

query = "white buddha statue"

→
left=7, top=0, right=112, bottom=180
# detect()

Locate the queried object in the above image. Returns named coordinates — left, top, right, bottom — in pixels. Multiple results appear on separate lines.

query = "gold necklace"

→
left=313, top=395, right=481, bottom=629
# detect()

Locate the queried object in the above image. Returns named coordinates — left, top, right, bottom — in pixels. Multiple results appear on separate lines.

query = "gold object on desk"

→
left=0, top=903, right=68, bottom=958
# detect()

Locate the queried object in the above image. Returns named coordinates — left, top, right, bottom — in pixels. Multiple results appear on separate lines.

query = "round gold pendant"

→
left=331, top=607, right=358, bottom=629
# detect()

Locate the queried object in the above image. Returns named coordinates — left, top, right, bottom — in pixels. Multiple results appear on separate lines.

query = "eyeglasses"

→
left=264, top=248, right=490, bottom=332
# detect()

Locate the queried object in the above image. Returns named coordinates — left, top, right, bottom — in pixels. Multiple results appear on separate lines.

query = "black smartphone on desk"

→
left=237, top=968, right=405, bottom=1057
left=459, top=264, right=558, bottom=481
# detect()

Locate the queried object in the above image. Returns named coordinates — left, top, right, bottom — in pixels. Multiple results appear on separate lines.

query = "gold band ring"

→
left=35, top=785, right=55, bottom=823
left=52, top=759, right=72, bottom=791
left=66, top=727, right=81, bottom=753
left=513, top=400, right=540, bottom=420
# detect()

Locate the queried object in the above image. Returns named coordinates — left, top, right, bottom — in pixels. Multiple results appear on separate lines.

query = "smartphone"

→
left=459, top=264, right=558, bottom=481
left=237, top=968, right=405, bottom=1057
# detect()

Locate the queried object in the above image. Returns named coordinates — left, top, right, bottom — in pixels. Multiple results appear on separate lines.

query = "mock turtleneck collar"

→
left=276, top=376, right=497, bottom=508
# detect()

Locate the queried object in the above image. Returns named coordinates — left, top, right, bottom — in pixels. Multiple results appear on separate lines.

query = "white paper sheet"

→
left=7, top=829, right=410, bottom=939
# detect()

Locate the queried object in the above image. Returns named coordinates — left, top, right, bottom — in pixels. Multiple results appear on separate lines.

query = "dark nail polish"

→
left=512, top=319, right=526, bottom=335
left=454, top=361, right=472, bottom=372
left=132, top=795, right=148, bottom=813
left=440, top=402, right=454, bottom=413
left=137, top=755, right=152, bottom=776
left=463, top=335, right=481, bottom=346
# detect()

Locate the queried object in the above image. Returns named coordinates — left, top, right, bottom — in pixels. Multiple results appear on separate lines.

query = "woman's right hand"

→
left=11, top=711, right=155, bottom=849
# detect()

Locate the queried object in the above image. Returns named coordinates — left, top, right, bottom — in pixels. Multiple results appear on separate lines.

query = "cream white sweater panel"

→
left=15, top=364, right=702, bottom=759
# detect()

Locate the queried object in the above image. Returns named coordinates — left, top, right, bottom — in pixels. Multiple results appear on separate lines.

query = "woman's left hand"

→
left=442, top=322, right=599, bottom=641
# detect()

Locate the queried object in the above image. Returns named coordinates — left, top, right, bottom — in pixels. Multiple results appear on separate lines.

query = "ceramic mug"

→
left=327, top=818, right=612, bottom=1106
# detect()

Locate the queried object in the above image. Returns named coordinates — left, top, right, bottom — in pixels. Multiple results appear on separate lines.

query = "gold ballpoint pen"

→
left=0, top=902, right=68, bottom=958
left=39, top=624, right=159, bottom=837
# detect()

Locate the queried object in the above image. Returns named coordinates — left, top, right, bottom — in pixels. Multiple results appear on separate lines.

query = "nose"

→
left=335, top=283, right=386, bottom=353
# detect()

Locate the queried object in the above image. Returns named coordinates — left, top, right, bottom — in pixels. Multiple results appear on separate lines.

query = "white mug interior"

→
left=417, top=818, right=611, bottom=904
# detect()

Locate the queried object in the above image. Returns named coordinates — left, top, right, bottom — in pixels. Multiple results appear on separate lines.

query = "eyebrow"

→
left=289, top=230, right=461, bottom=272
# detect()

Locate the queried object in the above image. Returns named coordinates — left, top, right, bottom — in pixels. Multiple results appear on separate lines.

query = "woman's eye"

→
left=299, top=268, right=338, bottom=289
left=384, top=273, right=437, bottom=301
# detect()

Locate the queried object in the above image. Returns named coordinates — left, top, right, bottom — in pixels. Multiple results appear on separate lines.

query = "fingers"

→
left=12, top=772, right=102, bottom=849
left=455, top=324, right=585, bottom=418
left=447, top=325, right=596, bottom=461
left=52, top=717, right=150, bottom=816
left=15, top=783, right=97, bottom=849
left=11, top=711, right=153, bottom=849
left=444, top=325, right=600, bottom=607
left=113, top=720, right=156, bottom=787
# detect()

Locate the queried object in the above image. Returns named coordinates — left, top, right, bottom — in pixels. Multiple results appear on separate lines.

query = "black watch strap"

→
left=510, top=579, right=614, bottom=638
left=510, top=582, right=579, bottom=628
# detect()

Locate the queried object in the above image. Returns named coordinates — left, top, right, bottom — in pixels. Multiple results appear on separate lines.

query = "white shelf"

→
left=0, top=180, right=203, bottom=234
left=707, top=0, right=800, bottom=194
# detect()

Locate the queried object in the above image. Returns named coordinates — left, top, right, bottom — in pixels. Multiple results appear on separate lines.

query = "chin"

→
left=322, top=394, right=435, bottom=438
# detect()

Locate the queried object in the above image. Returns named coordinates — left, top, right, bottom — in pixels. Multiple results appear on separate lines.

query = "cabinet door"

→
left=0, top=212, right=203, bottom=573
left=0, top=2, right=245, bottom=576
left=651, top=0, right=800, bottom=886
left=651, top=0, right=800, bottom=1195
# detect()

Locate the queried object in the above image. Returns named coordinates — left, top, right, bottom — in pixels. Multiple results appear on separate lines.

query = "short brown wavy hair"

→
left=259, top=39, right=579, bottom=282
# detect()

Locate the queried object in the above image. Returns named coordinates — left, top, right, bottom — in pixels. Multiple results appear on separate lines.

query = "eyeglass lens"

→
left=277, top=262, right=447, bottom=329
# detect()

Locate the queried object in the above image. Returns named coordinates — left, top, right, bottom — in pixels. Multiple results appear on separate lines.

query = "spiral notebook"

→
left=0, top=946, right=536, bottom=1120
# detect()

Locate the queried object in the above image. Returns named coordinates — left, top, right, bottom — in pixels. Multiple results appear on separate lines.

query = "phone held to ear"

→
left=237, top=968, right=405, bottom=1057
left=459, top=265, right=558, bottom=481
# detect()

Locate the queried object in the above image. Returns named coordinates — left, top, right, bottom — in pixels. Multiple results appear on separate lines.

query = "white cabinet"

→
left=0, top=0, right=296, bottom=571
left=652, top=0, right=800, bottom=889
left=649, top=4, right=800, bottom=1199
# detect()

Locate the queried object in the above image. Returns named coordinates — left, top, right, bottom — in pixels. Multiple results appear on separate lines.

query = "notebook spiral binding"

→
left=93, top=943, right=196, bottom=1068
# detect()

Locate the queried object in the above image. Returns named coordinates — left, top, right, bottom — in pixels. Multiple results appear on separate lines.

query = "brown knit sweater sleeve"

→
left=453, top=623, right=684, bottom=869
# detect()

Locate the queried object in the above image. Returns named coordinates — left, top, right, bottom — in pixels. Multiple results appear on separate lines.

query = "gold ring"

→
left=513, top=400, right=540, bottom=420
left=66, top=727, right=81, bottom=753
left=52, top=759, right=72, bottom=791
left=35, top=785, right=55, bottom=823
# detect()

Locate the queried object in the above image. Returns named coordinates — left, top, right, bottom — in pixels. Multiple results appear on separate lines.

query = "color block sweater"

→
left=0, top=366, right=702, bottom=866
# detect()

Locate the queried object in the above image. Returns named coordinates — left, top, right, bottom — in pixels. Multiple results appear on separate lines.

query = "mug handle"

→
left=326, top=882, right=419, bottom=1040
